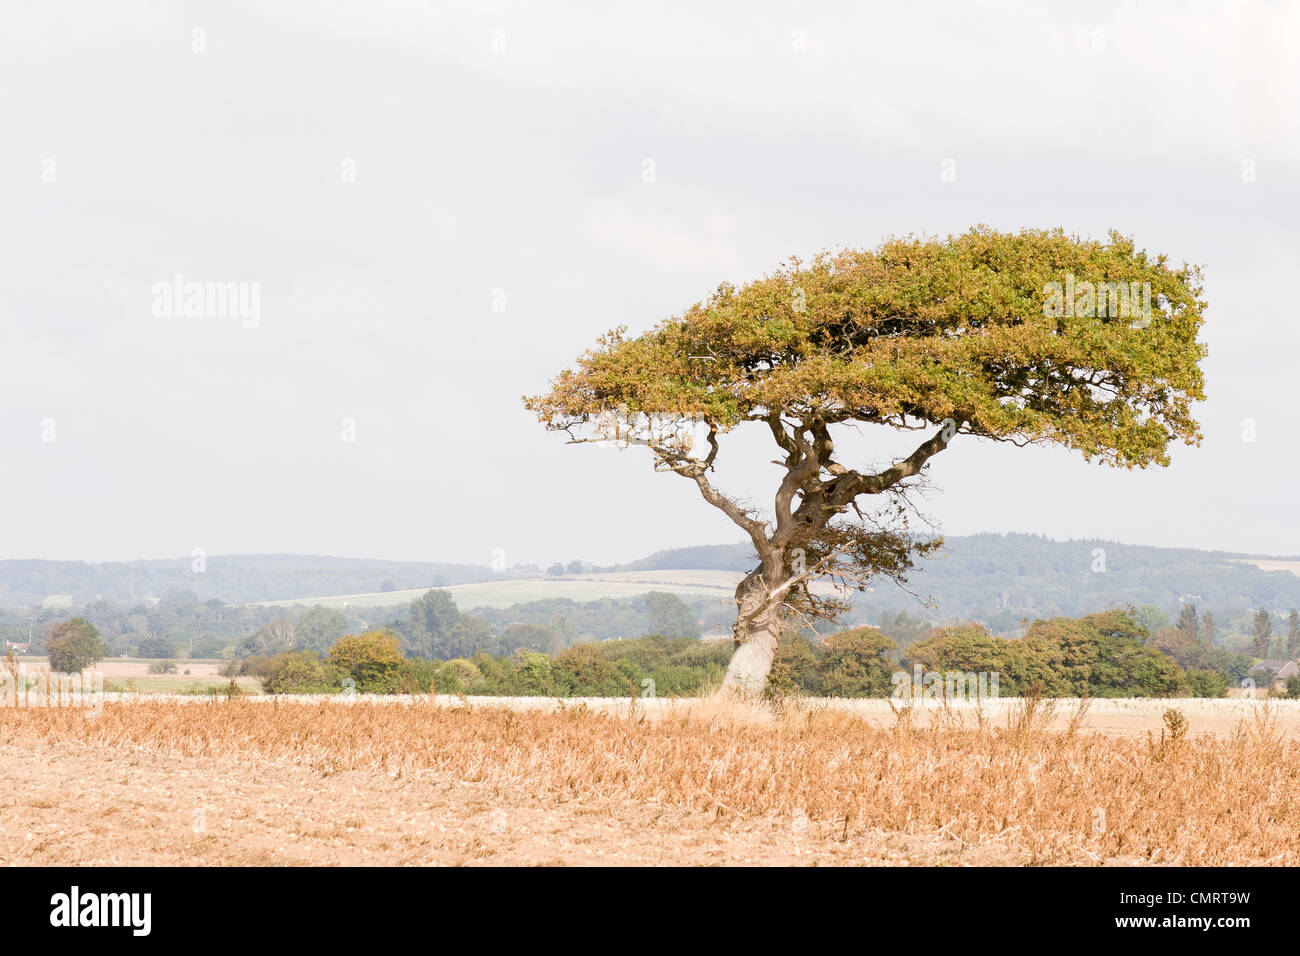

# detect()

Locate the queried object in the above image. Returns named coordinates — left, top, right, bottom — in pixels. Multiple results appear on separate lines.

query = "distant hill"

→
left=614, top=534, right=1300, bottom=629
left=0, top=554, right=505, bottom=609
left=6, top=535, right=1300, bottom=628
left=618, top=543, right=756, bottom=573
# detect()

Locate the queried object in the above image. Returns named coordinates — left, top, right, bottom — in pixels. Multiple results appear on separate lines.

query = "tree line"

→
left=2, top=589, right=716, bottom=661
left=239, top=608, right=1250, bottom=699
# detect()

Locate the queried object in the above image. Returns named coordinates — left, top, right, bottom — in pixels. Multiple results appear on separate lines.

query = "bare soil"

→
left=2, top=695, right=1295, bottom=866
left=0, top=737, right=1023, bottom=866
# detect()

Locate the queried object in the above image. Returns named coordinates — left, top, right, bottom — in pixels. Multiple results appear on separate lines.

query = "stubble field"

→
left=2, top=694, right=1298, bottom=866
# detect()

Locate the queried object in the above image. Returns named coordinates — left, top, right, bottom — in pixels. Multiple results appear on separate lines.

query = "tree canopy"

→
left=908, top=610, right=1198, bottom=698
left=528, top=227, right=1204, bottom=466
left=45, top=617, right=109, bottom=674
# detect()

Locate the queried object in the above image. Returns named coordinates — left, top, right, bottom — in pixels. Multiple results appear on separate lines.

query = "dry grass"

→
left=2, top=692, right=1298, bottom=865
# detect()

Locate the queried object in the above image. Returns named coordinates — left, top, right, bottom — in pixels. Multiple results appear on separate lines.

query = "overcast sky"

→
left=2, top=1, right=1298, bottom=567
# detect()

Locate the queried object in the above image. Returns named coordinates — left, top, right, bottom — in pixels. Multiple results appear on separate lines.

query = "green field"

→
left=246, top=569, right=743, bottom=611
left=102, top=675, right=261, bottom=695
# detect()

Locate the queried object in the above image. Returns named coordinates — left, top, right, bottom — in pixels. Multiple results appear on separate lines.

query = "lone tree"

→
left=45, top=617, right=109, bottom=674
left=526, top=228, right=1206, bottom=692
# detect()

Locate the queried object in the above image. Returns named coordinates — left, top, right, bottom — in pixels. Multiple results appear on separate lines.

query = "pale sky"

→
left=3, top=1, right=1298, bottom=567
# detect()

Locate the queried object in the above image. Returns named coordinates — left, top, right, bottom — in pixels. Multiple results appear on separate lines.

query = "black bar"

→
left=4, top=865, right=1282, bottom=943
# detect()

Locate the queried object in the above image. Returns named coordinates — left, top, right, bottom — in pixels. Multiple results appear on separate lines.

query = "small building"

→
left=4, top=641, right=31, bottom=654
left=1251, top=659, right=1299, bottom=692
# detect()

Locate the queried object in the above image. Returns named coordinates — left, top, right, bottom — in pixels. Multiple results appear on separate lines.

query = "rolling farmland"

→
left=247, top=569, right=746, bottom=611
left=1230, top=558, right=1300, bottom=577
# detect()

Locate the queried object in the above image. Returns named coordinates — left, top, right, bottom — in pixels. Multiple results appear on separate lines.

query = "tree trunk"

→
left=721, top=615, right=783, bottom=694
left=721, top=566, right=784, bottom=695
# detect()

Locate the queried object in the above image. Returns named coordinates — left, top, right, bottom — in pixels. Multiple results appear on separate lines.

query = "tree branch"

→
left=826, top=422, right=958, bottom=509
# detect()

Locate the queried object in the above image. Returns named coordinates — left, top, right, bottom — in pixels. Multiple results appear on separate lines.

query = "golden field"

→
left=1, top=694, right=1297, bottom=866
